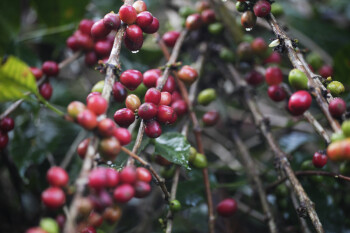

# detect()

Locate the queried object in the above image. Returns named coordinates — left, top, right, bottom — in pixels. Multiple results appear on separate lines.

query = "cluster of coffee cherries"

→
left=182, top=1, right=217, bottom=31
left=236, top=0, right=272, bottom=31
left=30, top=61, right=60, bottom=100
left=0, top=117, right=15, bottom=149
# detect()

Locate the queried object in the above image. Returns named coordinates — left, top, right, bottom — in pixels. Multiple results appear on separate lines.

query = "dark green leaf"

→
left=334, top=44, right=350, bottom=85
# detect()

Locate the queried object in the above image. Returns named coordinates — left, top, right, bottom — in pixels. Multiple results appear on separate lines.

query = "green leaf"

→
left=155, top=132, right=190, bottom=168
left=0, top=56, right=38, bottom=102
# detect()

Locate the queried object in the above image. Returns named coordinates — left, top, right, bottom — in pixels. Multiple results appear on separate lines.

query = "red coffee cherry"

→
left=77, top=109, right=98, bottom=130
left=157, top=105, right=176, bottom=124
left=103, top=206, right=122, bottom=224
left=186, top=14, right=203, bottom=30
left=134, top=181, right=151, bottom=198
left=98, top=118, right=116, bottom=137
left=265, top=67, right=283, bottom=86
left=113, top=184, right=135, bottom=203
left=136, top=167, right=152, bottom=183
left=142, top=16, right=159, bottom=34
left=133, top=0, right=147, bottom=13
left=42, top=61, right=59, bottom=76
left=76, top=33, right=94, bottom=51
left=312, top=151, right=328, bottom=168
left=202, top=110, right=220, bottom=126
left=41, top=187, right=66, bottom=209
left=103, top=13, right=121, bottom=30
left=217, top=198, right=237, bottom=217
left=253, top=0, right=271, bottom=17
left=178, top=65, right=198, bottom=84
left=47, top=166, right=69, bottom=187
left=86, top=92, right=101, bottom=102
left=319, top=65, right=333, bottom=78
left=162, top=31, right=180, bottom=48
left=138, top=103, right=158, bottom=120
left=94, top=40, right=113, bottom=57
left=288, top=90, right=312, bottom=116
left=66, top=36, right=80, bottom=52
left=112, top=82, right=127, bottom=102
left=99, top=137, right=121, bottom=161
left=114, top=108, right=135, bottom=127
left=329, top=98, right=346, bottom=117
left=251, top=37, right=267, bottom=55
left=159, top=92, right=172, bottom=106
left=77, top=138, right=90, bottom=159
left=143, top=69, right=161, bottom=88
left=0, top=132, right=9, bottom=149
left=87, top=95, right=107, bottom=116
left=120, top=166, right=137, bottom=184
left=30, top=67, right=43, bottom=80
left=125, top=94, right=141, bottom=112
left=245, top=71, right=264, bottom=86
left=124, top=36, right=144, bottom=52
left=84, top=51, right=98, bottom=67
left=171, top=100, right=187, bottom=116
left=106, top=168, right=120, bottom=188
left=119, top=5, right=137, bottom=25
left=39, top=82, right=53, bottom=100
left=0, top=117, right=15, bottom=132
left=144, top=120, right=162, bottom=138
left=136, top=11, right=153, bottom=29
left=171, top=91, right=182, bottom=104
left=88, top=212, right=104, bottom=228
left=241, top=11, right=256, bottom=29
left=267, top=85, right=286, bottom=102
left=157, top=75, right=176, bottom=93
left=126, top=25, right=144, bottom=44
left=79, top=19, right=95, bottom=35
left=113, top=128, right=132, bottom=145
left=201, top=9, right=216, bottom=24
left=88, top=168, right=107, bottom=190
left=264, top=51, right=282, bottom=64
left=80, top=226, right=97, bottom=233
left=91, top=19, right=111, bottom=39
left=145, top=88, right=161, bottom=105
left=120, top=70, right=143, bottom=90
left=26, top=227, right=48, bottom=233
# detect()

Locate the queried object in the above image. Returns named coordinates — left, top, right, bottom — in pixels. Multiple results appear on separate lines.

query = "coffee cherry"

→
left=171, top=91, right=182, bottom=104
left=329, top=98, right=346, bottom=117
left=106, top=168, right=120, bottom=187
left=30, top=67, right=43, bottom=80
left=217, top=198, right=237, bottom=217
left=138, top=103, right=158, bottom=120
left=77, top=197, right=94, bottom=217
left=145, top=88, right=161, bottom=105
left=313, top=152, right=328, bottom=168
left=0, top=132, right=8, bottom=149
left=342, top=120, right=350, bottom=137
left=136, top=167, right=152, bottom=183
left=113, top=128, right=132, bottom=146
left=202, top=110, right=220, bottom=126
left=77, top=109, right=98, bottom=130
left=265, top=67, right=283, bottom=86
left=26, top=227, right=47, bottom=233
left=133, top=0, right=147, bottom=13
left=171, top=100, right=187, bottom=117
left=88, top=168, right=107, bottom=189
left=330, top=131, right=345, bottom=143
left=185, top=14, right=203, bottom=30
left=91, top=81, right=105, bottom=93
left=136, top=11, right=153, bottom=29
left=268, top=85, right=286, bottom=102
left=177, top=65, right=198, bottom=84
left=124, top=35, right=143, bottom=52
left=125, top=94, right=141, bottom=112
left=112, top=82, right=127, bottom=102
left=251, top=37, right=267, bottom=55
left=192, top=153, right=208, bottom=168
left=0, top=117, right=15, bottom=132
left=40, top=218, right=59, bottom=233
left=99, top=137, right=121, bottom=161
left=288, top=91, right=312, bottom=116
left=159, top=92, right=172, bottom=106
left=196, top=1, right=210, bottom=12
left=160, top=166, right=176, bottom=179
left=155, top=155, right=172, bottom=166
left=113, top=184, right=135, bottom=203
left=47, top=166, right=69, bottom=187
left=237, top=42, right=253, bottom=61
left=144, top=120, right=162, bottom=138
left=103, top=13, right=121, bottom=30
left=126, top=25, right=143, bottom=44
left=318, top=65, right=333, bottom=78
left=120, top=70, right=143, bottom=91
left=94, top=40, right=113, bottom=57
left=103, top=206, right=122, bottom=224
left=288, top=69, right=308, bottom=90
left=76, top=33, right=94, bottom=51
left=143, top=69, right=161, bottom=88
left=157, top=105, right=176, bottom=124
left=197, top=88, right=216, bottom=105
left=327, top=81, right=345, bottom=96
left=245, top=70, right=264, bottom=86
left=66, top=36, right=80, bottom=52
left=39, top=83, right=53, bottom=100
left=88, top=212, right=104, bottom=228
left=84, top=51, right=98, bottom=67
left=264, top=51, right=282, bottom=64
left=306, top=52, right=323, bottom=71
left=253, top=0, right=271, bottom=17
left=87, top=95, right=107, bottom=116
left=41, top=187, right=65, bottom=209
left=120, top=166, right=137, bottom=184
left=97, top=118, right=116, bottom=137
left=201, top=9, right=216, bottom=24
left=189, top=147, right=197, bottom=163
left=162, top=31, right=180, bottom=48
left=208, top=22, right=224, bottom=35
left=91, top=19, right=111, bottom=39
left=219, top=48, right=235, bottom=63
left=134, top=181, right=151, bottom=198
left=79, top=19, right=94, bottom=35
left=42, top=61, right=59, bottom=76
left=80, top=226, right=96, bottom=233
left=241, top=11, right=256, bottom=29
left=114, top=108, right=135, bottom=127
left=119, top=5, right=137, bottom=25
left=142, top=16, right=159, bottom=34
left=77, top=138, right=90, bottom=159
left=157, top=75, right=176, bottom=93
left=170, top=199, right=181, bottom=212
left=236, top=1, right=248, bottom=12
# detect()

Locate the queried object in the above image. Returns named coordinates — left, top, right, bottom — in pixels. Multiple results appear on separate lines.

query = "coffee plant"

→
left=1, top=0, right=350, bottom=232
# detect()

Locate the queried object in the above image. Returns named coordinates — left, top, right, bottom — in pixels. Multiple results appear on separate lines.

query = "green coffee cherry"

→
left=40, top=218, right=59, bottom=233
left=197, top=88, right=216, bottom=105
left=160, top=166, right=176, bottom=179
left=300, top=160, right=314, bottom=171
left=179, top=7, right=196, bottom=18
left=306, top=52, right=323, bottom=70
left=271, top=3, right=284, bottom=16
left=236, top=1, right=248, bottom=12
left=91, top=80, right=105, bottom=93
left=341, top=120, right=350, bottom=137
left=130, top=83, right=147, bottom=97
left=275, top=184, right=288, bottom=197
left=242, top=34, right=254, bottom=43
left=331, top=131, right=346, bottom=142
left=220, top=48, right=235, bottom=63
left=189, top=147, right=197, bottom=163
left=288, top=69, right=308, bottom=90
left=192, top=153, right=208, bottom=169
left=170, top=199, right=182, bottom=212
left=208, top=23, right=224, bottom=35
left=340, top=161, right=350, bottom=176
left=327, top=81, right=345, bottom=96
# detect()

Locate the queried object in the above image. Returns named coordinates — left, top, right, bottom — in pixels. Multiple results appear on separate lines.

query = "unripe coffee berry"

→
left=41, top=187, right=66, bottom=209
left=114, top=108, right=135, bottom=127
left=99, top=137, right=121, bottom=161
left=42, top=61, right=59, bottom=76
left=162, top=31, right=180, bottom=48
left=103, top=206, right=122, bottom=224
left=113, top=184, right=135, bottom=203
left=288, top=69, right=308, bottom=90
left=47, top=166, right=69, bottom=187
left=119, top=5, right=137, bottom=25
left=327, top=81, right=345, bottom=96
left=91, top=81, right=104, bottom=93
left=241, top=11, right=256, bottom=29
left=197, top=88, right=216, bottom=105
left=142, top=17, right=159, bottom=34
left=202, top=110, right=220, bottom=126
left=170, top=199, right=182, bottom=212
left=145, top=88, right=161, bottom=105
left=39, top=218, right=59, bottom=233
left=87, top=95, right=107, bottom=116
left=144, top=120, right=162, bottom=138
left=177, top=65, right=198, bottom=84
left=120, top=70, right=143, bottom=91
left=265, top=67, right=283, bottom=86
left=0, top=117, right=15, bottom=132
left=312, top=152, right=328, bottom=168
left=329, top=98, right=346, bottom=117
left=77, top=109, right=98, bottom=130
left=103, top=13, right=121, bottom=30
left=136, top=11, right=153, bottom=29
left=39, top=82, right=53, bottom=100
left=216, top=198, right=237, bottom=217
left=267, top=85, right=286, bottom=102
left=138, top=103, right=158, bottom=120
left=192, top=153, right=208, bottom=168
left=98, top=118, right=116, bottom=137
left=341, top=120, right=350, bottom=137
left=288, top=90, right=312, bottom=116
left=125, top=94, right=141, bottom=112
left=236, top=1, right=248, bottom=12
left=112, top=82, right=127, bottom=102
left=253, top=0, right=271, bottom=17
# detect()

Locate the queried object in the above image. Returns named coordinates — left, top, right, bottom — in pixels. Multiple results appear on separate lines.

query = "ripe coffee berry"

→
left=133, top=0, right=147, bottom=13
left=138, top=103, right=158, bottom=120
left=126, top=25, right=143, bottom=44
left=76, top=33, right=94, bottom=51
left=143, top=69, right=161, bottom=88
left=30, top=67, right=43, bottom=80
left=267, top=85, right=286, bottom=102
left=329, top=98, right=346, bottom=117
left=216, top=198, right=237, bottom=217
left=162, top=31, right=180, bottom=48
left=119, top=5, right=137, bottom=25
left=77, top=109, right=98, bottom=130
left=319, top=65, right=333, bottom=78
left=201, top=9, right=216, bottom=24
left=0, top=117, right=15, bottom=132
left=136, top=167, right=152, bottom=183
left=186, top=14, right=202, bottom=30
left=39, top=82, right=53, bottom=100
left=142, top=16, right=159, bottom=34
left=157, top=75, right=176, bottom=93
left=264, top=51, right=282, bottom=64
left=77, top=138, right=90, bottom=159
left=0, top=132, right=9, bottom=149
left=84, top=51, right=98, bottom=67
left=136, top=11, right=153, bottom=29
left=160, top=92, right=172, bottom=106
left=98, top=118, right=116, bottom=137
left=114, top=108, right=135, bottom=127
left=41, top=187, right=66, bottom=209
left=106, top=168, right=120, bottom=187
left=87, top=95, right=107, bottom=115
left=88, top=212, right=104, bottom=228
left=79, top=19, right=94, bottom=35
left=265, top=67, right=283, bottom=86
left=241, top=11, right=256, bottom=29
left=134, top=181, right=151, bottom=198
left=124, top=36, right=143, bottom=52
left=312, top=152, right=328, bottom=168
left=145, top=120, right=162, bottom=138
left=91, top=19, right=111, bottom=39
left=245, top=70, right=264, bottom=86
left=125, top=94, right=141, bottom=112
left=171, top=91, right=182, bottom=103
left=88, top=168, right=107, bottom=190
left=171, top=100, right=187, bottom=116
left=42, top=61, right=59, bottom=76
left=288, top=90, right=312, bottom=116
left=80, top=226, right=97, bottom=233
left=112, top=82, right=127, bottom=102
left=113, top=184, right=135, bottom=203
left=157, top=105, right=176, bottom=124
left=113, top=128, right=132, bottom=145
left=99, top=137, right=121, bottom=161
left=47, top=166, right=69, bottom=187
left=145, top=88, right=161, bottom=105
left=253, top=0, right=271, bottom=17
left=103, top=13, right=121, bottom=30
left=120, top=70, right=143, bottom=91
left=202, top=110, right=220, bottom=126
left=251, top=37, right=267, bottom=55
left=120, top=166, right=137, bottom=184
left=66, top=36, right=80, bottom=51
left=94, top=40, right=113, bottom=57
left=177, top=65, right=198, bottom=84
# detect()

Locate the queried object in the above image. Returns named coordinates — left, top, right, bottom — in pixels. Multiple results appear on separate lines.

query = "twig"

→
left=236, top=200, right=266, bottom=222
left=289, top=190, right=312, bottom=233
left=165, top=166, right=181, bottom=233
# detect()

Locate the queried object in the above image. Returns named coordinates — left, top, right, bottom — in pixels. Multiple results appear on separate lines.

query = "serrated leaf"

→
left=0, top=56, right=38, bottom=102
left=155, top=132, right=190, bottom=168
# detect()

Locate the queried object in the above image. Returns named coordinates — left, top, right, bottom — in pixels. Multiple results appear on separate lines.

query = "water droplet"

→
left=131, top=50, right=139, bottom=54
left=245, top=27, right=253, bottom=32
